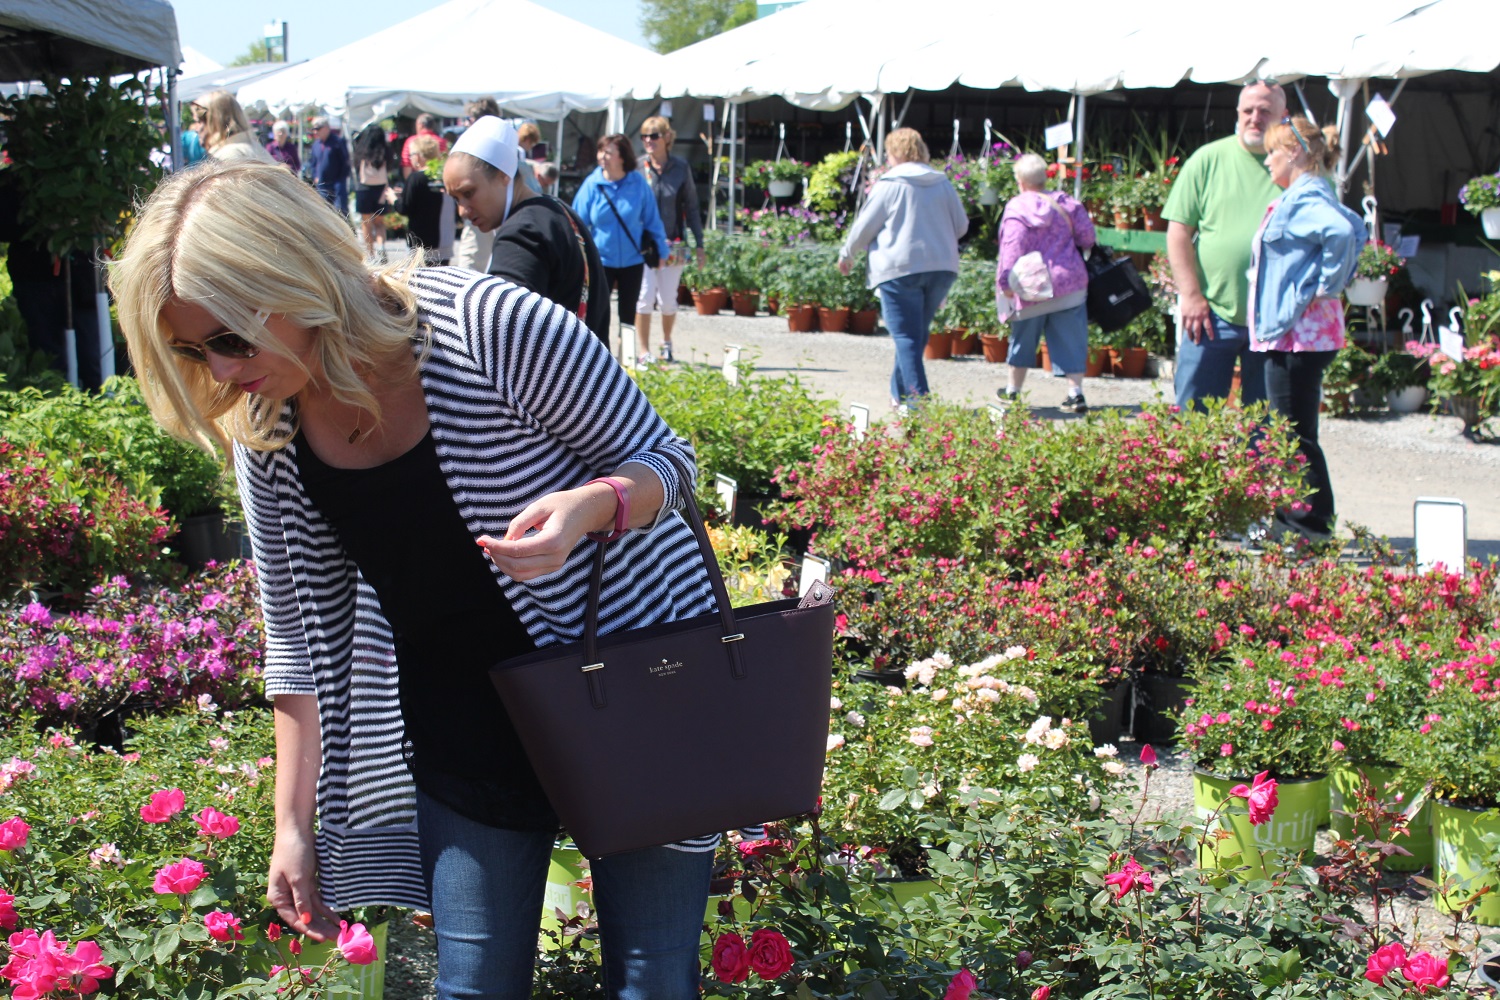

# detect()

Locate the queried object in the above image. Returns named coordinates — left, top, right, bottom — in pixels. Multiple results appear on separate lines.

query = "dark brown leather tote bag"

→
left=489, top=452, right=835, bottom=859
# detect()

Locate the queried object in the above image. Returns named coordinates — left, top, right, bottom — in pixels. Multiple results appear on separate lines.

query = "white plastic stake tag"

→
left=1366, top=94, right=1396, bottom=137
left=1414, top=497, right=1466, bottom=575
left=849, top=403, right=870, bottom=441
left=715, top=474, right=738, bottom=520
left=722, top=344, right=742, bottom=385
left=1045, top=121, right=1074, bottom=151
left=1438, top=325, right=1465, bottom=362
left=798, top=554, right=830, bottom=598
left=619, top=332, right=636, bottom=369
left=702, top=103, right=716, bottom=122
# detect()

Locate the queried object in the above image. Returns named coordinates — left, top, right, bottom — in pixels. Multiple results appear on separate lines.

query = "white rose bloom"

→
left=830, top=696, right=843, bottom=711
left=845, top=711, right=866, bottom=728
left=1042, top=728, right=1070, bottom=750
left=1102, top=760, right=1127, bottom=777
left=827, top=733, right=846, bottom=752
left=1016, top=753, right=1040, bottom=773
left=1024, top=716, right=1052, bottom=745
left=931, top=688, right=949, bottom=702
left=1094, top=744, right=1118, bottom=758
left=1004, top=645, right=1028, bottom=660
left=976, top=688, right=1000, bottom=703
left=921, top=783, right=940, bottom=799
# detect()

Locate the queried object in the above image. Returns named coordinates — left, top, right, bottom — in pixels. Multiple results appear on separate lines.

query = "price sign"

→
left=849, top=404, right=870, bottom=441
left=715, top=474, right=738, bottom=520
left=798, top=554, right=830, bottom=597
left=1414, top=497, right=1466, bottom=575
left=722, top=344, right=742, bottom=385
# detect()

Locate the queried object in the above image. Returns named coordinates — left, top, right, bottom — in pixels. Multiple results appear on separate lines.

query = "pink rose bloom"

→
left=1140, top=744, right=1158, bottom=767
left=1104, top=858, right=1156, bottom=899
left=139, top=788, right=186, bottom=824
left=153, top=858, right=208, bottom=895
left=0, top=891, right=15, bottom=930
left=1220, top=743, right=1234, bottom=756
left=205, top=911, right=244, bottom=943
left=336, top=921, right=379, bottom=966
left=0, top=817, right=30, bottom=851
left=943, top=968, right=977, bottom=1000
left=1402, top=951, right=1449, bottom=991
left=1364, top=941, right=1406, bottom=984
left=908, top=726, right=935, bottom=747
left=193, top=807, right=241, bottom=840
left=747, top=927, right=795, bottom=980
left=1230, top=771, right=1280, bottom=826
left=1032, top=988, right=1052, bottom=1000
left=711, top=932, right=750, bottom=983
left=59, top=938, right=114, bottom=995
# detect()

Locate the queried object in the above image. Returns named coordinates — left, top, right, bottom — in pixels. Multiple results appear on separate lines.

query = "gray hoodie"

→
left=839, top=162, right=969, bottom=288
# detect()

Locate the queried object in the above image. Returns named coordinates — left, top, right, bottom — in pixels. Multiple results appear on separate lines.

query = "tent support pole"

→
left=167, top=70, right=182, bottom=172
left=893, top=90, right=914, bottom=130
left=727, top=102, right=738, bottom=235
left=1073, top=92, right=1086, bottom=200
left=875, top=94, right=887, bottom=159
left=1334, top=78, right=1362, bottom=197
left=94, top=237, right=113, bottom=382
left=554, top=116, right=565, bottom=195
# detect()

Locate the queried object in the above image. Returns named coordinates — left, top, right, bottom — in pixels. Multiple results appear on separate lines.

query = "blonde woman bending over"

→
left=193, top=90, right=274, bottom=164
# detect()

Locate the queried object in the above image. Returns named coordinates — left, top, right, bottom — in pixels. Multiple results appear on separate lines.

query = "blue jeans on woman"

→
left=416, top=790, right=712, bottom=1000
left=876, top=269, right=957, bottom=403
left=1174, top=312, right=1268, bottom=412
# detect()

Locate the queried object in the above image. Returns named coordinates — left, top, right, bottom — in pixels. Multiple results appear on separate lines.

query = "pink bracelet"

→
left=584, top=477, right=631, bottom=543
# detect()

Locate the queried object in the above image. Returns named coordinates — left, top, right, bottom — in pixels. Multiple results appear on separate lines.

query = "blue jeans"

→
left=876, top=270, right=957, bottom=402
left=1173, top=312, right=1268, bottom=412
left=416, top=790, right=712, bottom=1000
left=1007, top=303, right=1089, bottom=373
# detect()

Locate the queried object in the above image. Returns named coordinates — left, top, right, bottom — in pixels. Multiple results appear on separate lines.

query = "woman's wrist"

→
left=584, top=477, right=630, bottom=542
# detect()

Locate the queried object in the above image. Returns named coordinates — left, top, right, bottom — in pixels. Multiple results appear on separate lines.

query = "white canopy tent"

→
left=237, top=0, right=661, bottom=126
left=0, top=0, right=181, bottom=80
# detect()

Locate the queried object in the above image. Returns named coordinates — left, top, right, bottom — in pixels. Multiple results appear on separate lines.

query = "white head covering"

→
left=452, top=116, right=520, bottom=177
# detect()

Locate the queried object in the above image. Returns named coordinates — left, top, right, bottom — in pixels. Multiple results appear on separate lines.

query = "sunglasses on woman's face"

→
left=640, top=132, right=662, bottom=141
left=168, top=311, right=269, bottom=364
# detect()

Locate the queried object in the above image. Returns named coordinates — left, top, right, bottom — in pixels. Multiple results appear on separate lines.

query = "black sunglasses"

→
left=640, top=132, right=663, bottom=140
left=168, top=311, right=268, bottom=364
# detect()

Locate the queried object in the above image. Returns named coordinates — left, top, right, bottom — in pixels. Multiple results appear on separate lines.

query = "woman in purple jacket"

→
left=995, top=153, right=1097, bottom=412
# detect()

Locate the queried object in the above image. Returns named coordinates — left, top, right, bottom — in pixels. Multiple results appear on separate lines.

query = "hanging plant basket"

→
left=1345, top=277, right=1388, bottom=307
left=768, top=179, right=796, bottom=198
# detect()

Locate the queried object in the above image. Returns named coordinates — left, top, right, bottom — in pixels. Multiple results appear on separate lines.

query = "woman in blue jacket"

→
left=1248, top=116, right=1363, bottom=544
left=573, top=134, right=669, bottom=360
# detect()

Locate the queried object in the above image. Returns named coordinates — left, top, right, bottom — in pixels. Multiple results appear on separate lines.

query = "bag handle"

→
left=599, top=188, right=643, bottom=257
left=1039, top=192, right=1090, bottom=265
left=578, top=451, right=747, bottom=702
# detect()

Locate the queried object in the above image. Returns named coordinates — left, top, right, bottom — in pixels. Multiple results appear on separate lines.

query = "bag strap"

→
left=599, top=187, right=643, bottom=255
left=558, top=199, right=592, bottom=321
left=579, top=451, right=748, bottom=698
left=1040, top=192, right=1091, bottom=265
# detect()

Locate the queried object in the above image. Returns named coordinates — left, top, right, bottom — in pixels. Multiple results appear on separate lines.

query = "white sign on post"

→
left=618, top=331, right=636, bottom=370
left=1438, top=325, right=1466, bottom=363
left=1365, top=94, right=1397, bottom=137
left=702, top=103, right=716, bottom=122
left=1044, top=121, right=1074, bottom=151
left=849, top=403, right=871, bottom=441
left=1414, top=497, right=1466, bottom=575
left=798, top=554, right=830, bottom=598
left=722, top=344, right=742, bottom=385
left=715, top=474, right=738, bottom=521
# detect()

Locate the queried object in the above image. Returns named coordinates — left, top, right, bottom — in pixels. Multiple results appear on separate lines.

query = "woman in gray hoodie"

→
left=838, top=128, right=969, bottom=405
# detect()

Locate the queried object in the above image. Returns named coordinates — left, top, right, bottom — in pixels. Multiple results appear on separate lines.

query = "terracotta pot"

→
left=785, top=304, right=817, bottom=332
left=950, top=328, right=978, bottom=355
left=1084, top=200, right=1106, bottom=222
left=817, top=306, right=851, bottom=333
left=730, top=291, right=761, bottom=317
left=1112, top=346, right=1148, bottom=378
left=850, top=308, right=879, bottom=334
left=766, top=296, right=781, bottom=315
left=924, top=331, right=954, bottom=360
left=1142, top=208, right=1166, bottom=231
left=1084, top=345, right=1109, bottom=377
left=1038, top=344, right=1051, bottom=371
left=979, top=333, right=1007, bottom=363
left=692, top=287, right=728, bottom=315
left=1112, top=210, right=1138, bottom=231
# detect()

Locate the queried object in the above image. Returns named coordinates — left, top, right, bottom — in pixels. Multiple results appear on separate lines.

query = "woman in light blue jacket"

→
left=573, top=134, right=669, bottom=359
left=1248, top=116, right=1363, bottom=543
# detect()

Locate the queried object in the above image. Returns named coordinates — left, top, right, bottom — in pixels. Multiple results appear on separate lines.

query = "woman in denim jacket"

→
left=1248, top=116, right=1363, bottom=543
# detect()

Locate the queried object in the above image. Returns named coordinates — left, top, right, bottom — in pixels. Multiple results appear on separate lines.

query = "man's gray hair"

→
left=272, top=120, right=290, bottom=136
left=1013, top=153, right=1049, bottom=188
left=309, top=116, right=329, bottom=131
left=1239, top=80, right=1287, bottom=108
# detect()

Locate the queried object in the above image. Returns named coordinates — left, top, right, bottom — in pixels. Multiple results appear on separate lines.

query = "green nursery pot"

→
left=1329, top=764, right=1433, bottom=871
left=1435, top=799, right=1500, bottom=926
left=1193, top=769, right=1326, bottom=879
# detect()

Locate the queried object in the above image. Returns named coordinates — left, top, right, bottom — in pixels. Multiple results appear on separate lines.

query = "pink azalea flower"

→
left=152, top=858, right=208, bottom=895
left=193, top=807, right=241, bottom=840
left=139, top=788, right=186, bottom=824
left=204, top=911, right=243, bottom=943
left=1365, top=941, right=1406, bottom=984
left=0, top=818, right=30, bottom=851
left=1229, top=771, right=1279, bottom=826
left=336, top=921, right=379, bottom=965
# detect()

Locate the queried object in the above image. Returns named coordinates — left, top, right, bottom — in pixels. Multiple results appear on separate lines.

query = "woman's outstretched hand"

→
left=476, top=484, right=614, bottom=581
left=267, top=827, right=341, bottom=942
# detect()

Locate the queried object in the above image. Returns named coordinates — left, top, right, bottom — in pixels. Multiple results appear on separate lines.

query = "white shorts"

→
left=636, top=262, right=686, bottom=316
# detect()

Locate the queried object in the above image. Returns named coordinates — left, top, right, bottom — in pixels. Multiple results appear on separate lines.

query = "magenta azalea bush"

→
left=0, top=562, right=265, bottom=735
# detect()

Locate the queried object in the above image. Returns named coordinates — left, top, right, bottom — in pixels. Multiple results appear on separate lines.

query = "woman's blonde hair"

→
left=885, top=127, right=930, bottom=165
left=109, top=159, right=426, bottom=456
left=639, top=115, right=674, bottom=149
left=408, top=133, right=440, bottom=167
left=195, top=90, right=253, bottom=153
left=1264, top=115, right=1342, bottom=174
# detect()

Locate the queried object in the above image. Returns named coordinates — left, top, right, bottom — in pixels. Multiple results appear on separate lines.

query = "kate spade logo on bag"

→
left=650, top=658, right=683, bottom=678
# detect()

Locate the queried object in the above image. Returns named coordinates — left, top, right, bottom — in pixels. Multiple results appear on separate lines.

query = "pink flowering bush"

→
left=0, top=561, right=264, bottom=736
left=0, top=705, right=378, bottom=998
left=0, top=440, right=174, bottom=605
left=1393, top=632, right=1500, bottom=805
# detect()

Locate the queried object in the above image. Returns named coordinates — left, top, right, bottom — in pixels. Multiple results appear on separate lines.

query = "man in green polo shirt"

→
left=1163, top=81, right=1285, bottom=411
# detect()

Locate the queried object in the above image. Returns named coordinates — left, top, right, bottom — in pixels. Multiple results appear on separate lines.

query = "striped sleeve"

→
left=235, top=443, right=315, bottom=697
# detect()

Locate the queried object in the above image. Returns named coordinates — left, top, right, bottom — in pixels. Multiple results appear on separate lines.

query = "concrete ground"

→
left=633, top=309, right=1500, bottom=562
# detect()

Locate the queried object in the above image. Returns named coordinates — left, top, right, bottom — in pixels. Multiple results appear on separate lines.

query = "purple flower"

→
left=19, top=603, right=51, bottom=626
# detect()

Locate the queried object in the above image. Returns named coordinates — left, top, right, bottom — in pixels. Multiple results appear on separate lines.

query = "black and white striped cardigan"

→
left=237, top=267, right=718, bottom=909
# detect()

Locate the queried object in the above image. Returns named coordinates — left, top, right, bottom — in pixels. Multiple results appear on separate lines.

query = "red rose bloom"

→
left=711, top=932, right=750, bottom=983
left=747, top=927, right=795, bottom=980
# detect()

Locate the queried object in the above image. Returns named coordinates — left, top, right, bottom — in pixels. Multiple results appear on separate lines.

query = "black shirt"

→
left=396, top=172, right=446, bottom=255
left=293, top=428, right=557, bottom=831
left=487, top=195, right=609, bottom=345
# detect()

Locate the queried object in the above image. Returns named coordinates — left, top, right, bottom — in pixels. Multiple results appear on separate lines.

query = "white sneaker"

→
left=659, top=343, right=674, bottom=363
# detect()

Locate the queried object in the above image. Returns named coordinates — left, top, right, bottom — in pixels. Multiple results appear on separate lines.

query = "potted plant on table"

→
left=746, top=159, right=810, bottom=199
left=1369, top=348, right=1430, bottom=413
left=1407, top=281, right=1500, bottom=433
left=723, top=238, right=764, bottom=316
left=1459, top=171, right=1500, bottom=238
left=1346, top=241, right=1405, bottom=308
left=1107, top=174, right=1142, bottom=230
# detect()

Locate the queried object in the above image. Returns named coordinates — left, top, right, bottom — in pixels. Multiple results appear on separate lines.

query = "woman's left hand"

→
left=837, top=257, right=852, bottom=276
left=476, top=485, right=612, bottom=581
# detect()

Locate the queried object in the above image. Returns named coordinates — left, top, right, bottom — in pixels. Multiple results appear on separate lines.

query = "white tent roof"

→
left=178, top=44, right=222, bottom=78
left=238, top=0, right=661, bottom=123
left=633, top=0, right=1500, bottom=107
left=0, top=0, right=181, bottom=80
left=177, top=61, right=309, bottom=104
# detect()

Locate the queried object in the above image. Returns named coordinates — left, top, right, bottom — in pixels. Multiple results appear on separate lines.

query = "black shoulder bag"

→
left=600, top=187, right=660, bottom=267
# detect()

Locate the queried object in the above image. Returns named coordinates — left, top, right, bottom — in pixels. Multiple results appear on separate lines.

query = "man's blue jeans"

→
left=1174, top=312, right=1268, bottom=412
left=416, top=790, right=712, bottom=1000
left=876, top=270, right=957, bottom=403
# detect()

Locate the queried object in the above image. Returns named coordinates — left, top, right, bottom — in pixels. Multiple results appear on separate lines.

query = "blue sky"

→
left=170, top=0, right=648, bottom=66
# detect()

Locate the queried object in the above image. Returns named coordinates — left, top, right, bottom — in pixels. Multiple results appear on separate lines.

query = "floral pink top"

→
left=1247, top=201, right=1347, bottom=353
